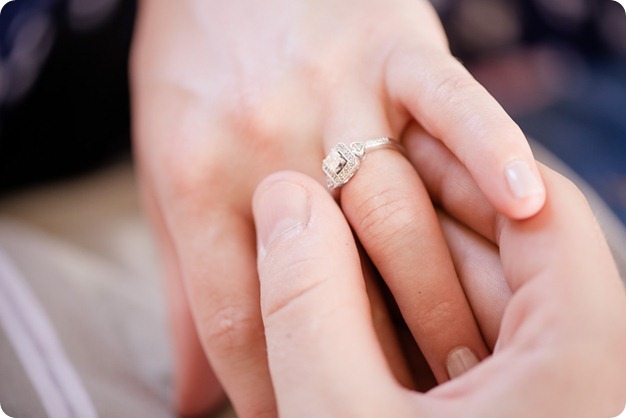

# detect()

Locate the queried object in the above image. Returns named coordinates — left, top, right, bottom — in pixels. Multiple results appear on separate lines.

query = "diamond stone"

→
left=324, top=151, right=346, bottom=174
left=322, top=142, right=362, bottom=189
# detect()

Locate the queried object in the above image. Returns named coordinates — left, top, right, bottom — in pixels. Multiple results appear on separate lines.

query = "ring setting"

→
left=322, top=137, right=399, bottom=189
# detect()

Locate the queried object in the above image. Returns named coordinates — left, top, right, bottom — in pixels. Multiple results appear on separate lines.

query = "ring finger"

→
left=322, top=86, right=489, bottom=382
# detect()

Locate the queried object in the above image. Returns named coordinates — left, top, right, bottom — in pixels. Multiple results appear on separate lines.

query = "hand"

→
left=130, top=1, right=547, bottom=415
left=253, top=158, right=626, bottom=417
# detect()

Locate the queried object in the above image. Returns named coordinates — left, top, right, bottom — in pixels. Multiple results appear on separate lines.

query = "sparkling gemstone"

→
left=324, top=151, right=346, bottom=174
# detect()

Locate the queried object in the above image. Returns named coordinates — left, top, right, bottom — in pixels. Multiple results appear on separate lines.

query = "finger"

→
left=404, top=123, right=498, bottom=242
left=168, top=208, right=277, bottom=418
left=343, top=148, right=487, bottom=382
left=140, top=187, right=224, bottom=416
left=407, top=131, right=626, bottom=415
left=165, top=257, right=225, bottom=418
left=497, top=167, right=624, bottom=319
left=362, top=251, right=438, bottom=391
left=487, top=170, right=625, bottom=417
left=387, top=47, right=546, bottom=219
left=437, top=211, right=511, bottom=350
left=254, top=172, right=401, bottom=417
left=360, top=250, right=415, bottom=390
left=323, top=87, right=488, bottom=382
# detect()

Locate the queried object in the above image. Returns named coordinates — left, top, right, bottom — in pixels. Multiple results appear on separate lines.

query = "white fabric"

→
left=0, top=247, right=97, bottom=418
left=0, top=162, right=174, bottom=418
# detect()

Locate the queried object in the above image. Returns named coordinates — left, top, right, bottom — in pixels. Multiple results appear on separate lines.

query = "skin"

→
left=130, top=1, right=547, bottom=415
left=253, top=135, right=626, bottom=417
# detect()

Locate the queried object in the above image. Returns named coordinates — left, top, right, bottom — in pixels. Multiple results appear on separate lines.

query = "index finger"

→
left=386, top=46, right=545, bottom=219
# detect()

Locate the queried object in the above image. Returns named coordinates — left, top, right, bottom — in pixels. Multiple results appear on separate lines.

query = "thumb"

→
left=253, top=171, right=400, bottom=417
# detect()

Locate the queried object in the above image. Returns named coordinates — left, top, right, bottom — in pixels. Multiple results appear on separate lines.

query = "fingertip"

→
left=503, top=193, right=546, bottom=220
left=253, top=171, right=309, bottom=205
left=503, top=159, right=546, bottom=219
left=497, top=182, right=547, bottom=220
left=253, top=171, right=338, bottom=249
left=254, top=180, right=309, bottom=253
left=454, top=156, right=546, bottom=221
left=446, top=346, right=480, bottom=380
left=254, top=171, right=329, bottom=205
left=403, top=124, right=546, bottom=221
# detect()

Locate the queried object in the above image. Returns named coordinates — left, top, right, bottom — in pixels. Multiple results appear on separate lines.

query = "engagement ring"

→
left=322, top=137, right=401, bottom=189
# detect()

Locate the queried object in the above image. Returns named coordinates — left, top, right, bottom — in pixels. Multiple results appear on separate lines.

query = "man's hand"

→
left=253, top=164, right=626, bottom=417
left=131, top=1, right=546, bottom=415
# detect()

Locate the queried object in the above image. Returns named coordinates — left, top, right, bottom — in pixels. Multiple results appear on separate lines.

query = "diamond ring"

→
left=322, top=137, right=402, bottom=189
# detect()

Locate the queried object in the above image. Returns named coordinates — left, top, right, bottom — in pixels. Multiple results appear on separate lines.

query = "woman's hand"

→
left=253, top=159, right=626, bottom=417
left=131, top=1, right=546, bottom=415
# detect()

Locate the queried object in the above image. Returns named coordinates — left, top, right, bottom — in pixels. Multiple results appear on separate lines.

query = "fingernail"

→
left=446, top=346, right=479, bottom=379
left=505, top=160, right=544, bottom=199
left=256, top=182, right=309, bottom=250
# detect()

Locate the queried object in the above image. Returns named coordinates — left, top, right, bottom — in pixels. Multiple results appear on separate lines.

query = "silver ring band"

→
left=322, top=137, right=401, bottom=189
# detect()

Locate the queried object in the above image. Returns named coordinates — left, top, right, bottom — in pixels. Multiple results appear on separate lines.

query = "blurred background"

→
left=0, top=0, right=625, bottom=224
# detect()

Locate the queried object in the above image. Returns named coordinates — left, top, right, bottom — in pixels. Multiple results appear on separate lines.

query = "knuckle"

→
left=415, top=299, right=456, bottom=336
left=260, top=253, right=331, bottom=323
left=201, top=304, right=262, bottom=354
left=353, top=187, right=419, bottom=252
left=222, top=87, right=292, bottom=159
left=157, top=129, right=225, bottom=201
left=430, top=62, right=479, bottom=108
left=427, top=60, right=493, bottom=135
left=226, top=102, right=279, bottom=149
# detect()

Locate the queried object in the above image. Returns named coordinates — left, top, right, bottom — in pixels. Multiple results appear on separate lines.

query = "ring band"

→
left=322, top=137, right=401, bottom=189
